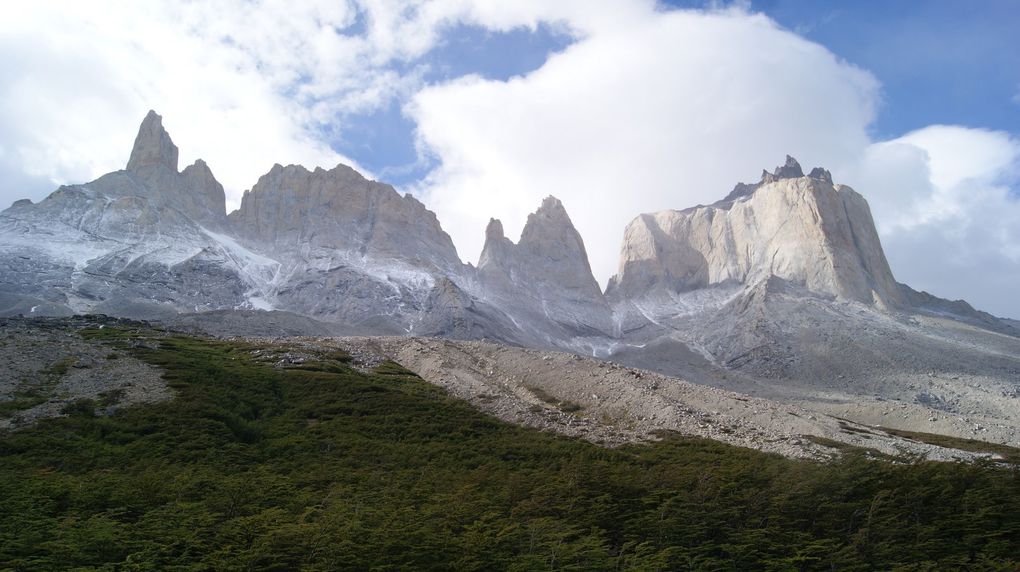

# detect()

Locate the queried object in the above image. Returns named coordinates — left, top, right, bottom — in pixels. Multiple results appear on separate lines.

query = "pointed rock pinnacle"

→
left=127, top=110, right=179, bottom=172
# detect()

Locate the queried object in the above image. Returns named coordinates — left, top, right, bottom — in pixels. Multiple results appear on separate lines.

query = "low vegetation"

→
left=0, top=358, right=66, bottom=421
left=1, top=327, right=1018, bottom=570
left=526, top=384, right=584, bottom=413
left=881, top=426, right=1020, bottom=465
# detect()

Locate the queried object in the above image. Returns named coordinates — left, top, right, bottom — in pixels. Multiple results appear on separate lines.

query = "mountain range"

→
left=3, top=111, right=1019, bottom=445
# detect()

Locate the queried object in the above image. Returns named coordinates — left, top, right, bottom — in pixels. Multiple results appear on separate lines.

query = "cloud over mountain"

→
left=1, top=1, right=1017, bottom=316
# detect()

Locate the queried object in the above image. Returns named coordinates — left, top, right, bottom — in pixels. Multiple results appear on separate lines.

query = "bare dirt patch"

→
left=258, top=335, right=999, bottom=462
left=0, top=317, right=170, bottom=430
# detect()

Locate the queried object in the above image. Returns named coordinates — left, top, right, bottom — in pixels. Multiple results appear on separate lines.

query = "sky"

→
left=1, top=0, right=1019, bottom=318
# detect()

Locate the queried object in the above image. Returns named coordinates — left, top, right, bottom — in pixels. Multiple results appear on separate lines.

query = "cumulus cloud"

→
left=411, top=6, right=878, bottom=285
left=1, top=1, right=1018, bottom=317
left=407, top=4, right=1020, bottom=317
left=0, top=2, right=367, bottom=209
left=850, top=126, right=1020, bottom=317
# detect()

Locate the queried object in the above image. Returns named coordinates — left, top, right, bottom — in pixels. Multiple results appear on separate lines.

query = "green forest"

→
left=1, top=326, right=1019, bottom=570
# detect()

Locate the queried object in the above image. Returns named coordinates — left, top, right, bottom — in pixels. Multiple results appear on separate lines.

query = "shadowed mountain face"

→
left=0, top=112, right=611, bottom=349
left=3, top=110, right=1019, bottom=447
left=477, top=196, right=613, bottom=340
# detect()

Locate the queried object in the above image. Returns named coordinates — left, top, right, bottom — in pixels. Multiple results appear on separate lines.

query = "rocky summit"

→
left=0, top=112, right=607, bottom=349
left=2, top=111, right=1019, bottom=449
left=606, top=156, right=901, bottom=308
left=477, top=196, right=613, bottom=341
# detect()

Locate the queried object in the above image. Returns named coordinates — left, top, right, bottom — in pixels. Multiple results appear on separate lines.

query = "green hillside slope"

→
left=1, top=326, right=1018, bottom=570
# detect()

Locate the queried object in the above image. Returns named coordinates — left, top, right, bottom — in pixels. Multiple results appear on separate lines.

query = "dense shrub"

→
left=1, top=329, right=1017, bottom=570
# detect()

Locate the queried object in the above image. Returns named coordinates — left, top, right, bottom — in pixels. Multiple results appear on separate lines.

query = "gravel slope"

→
left=307, top=336, right=999, bottom=461
left=0, top=317, right=169, bottom=430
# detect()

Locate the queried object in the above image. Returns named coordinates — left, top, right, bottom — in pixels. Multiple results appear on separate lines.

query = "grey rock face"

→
left=224, top=167, right=609, bottom=346
left=608, top=159, right=903, bottom=309
left=179, top=159, right=228, bottom=227
left=764, top=154, right=805, bottom=182
left=127, top=110, right=179, bottom=172
left=0, top=112, right=258, bottom=317
left=477, top=197, right=612, bottom=338
left=229, top=163, right=460, bottom=269
left=120, top=111, right=226, bottom=227
left=225, top=162, right=486, bottom=336
left=808, top=167, right=833, bottom=184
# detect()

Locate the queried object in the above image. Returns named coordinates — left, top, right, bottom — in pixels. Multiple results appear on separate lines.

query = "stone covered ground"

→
left=3, top=316, right=1016, bottom=464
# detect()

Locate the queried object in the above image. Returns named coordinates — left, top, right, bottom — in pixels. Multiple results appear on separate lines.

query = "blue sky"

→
left=330, top=23, right=573, bottom=185
left=2, top=1, right=1019, bottom=316
left=327, top=0, right=1020, bottom=187
left=750, top=0, right=1020, bottom=138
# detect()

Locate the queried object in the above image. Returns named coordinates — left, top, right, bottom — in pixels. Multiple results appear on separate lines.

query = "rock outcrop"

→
left=477, top=197, right=612, bottom=338
left=2, top=113, right=1016, bottom=400
left=114, top=110, right=227, bottom=227
left=0, top=112, right=268, bottom=317
left=225, top=163, right=481, bottom=334
left=127, top=110, right=179, bottom=172
left=607, top=156, right=903, bottom=309
left=229, top=163, right=460, bottom=270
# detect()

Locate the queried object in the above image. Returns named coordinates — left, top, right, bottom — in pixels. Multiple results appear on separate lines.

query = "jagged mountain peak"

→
left=127, top=110, right=179, bottom=172
left=537, top=195, right=567, bottom=213
left=519, top=195, right=582, bottom=250
left=808, top=167, right=833, bottom=183
left=723, top=156, right=833, bottom=203
left=3, top=110, right=227, bottom=230
left=485, top=218, right=505, bottom=240
left=119, top=111, right=226, bottom=226
left=266, top=161, right=358, bottom=177
left=763, top=154, right=804, bottom=182
left=611, top=160, right=902, bottom=307
left=477, top=196, right=611, bottom=337
left=230, top=159, right=461, bottom=270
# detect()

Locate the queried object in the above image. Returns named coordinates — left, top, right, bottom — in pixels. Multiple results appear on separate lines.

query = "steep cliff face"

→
left=225, top=163, right=479, bottom=333
left=229, top=163, right=460, bottom=270
left=477, top=197, right=612, bottom=338
left=0, top=111, right=268, bottom=317
left=607, top=157, right=902, bottom=309
left=2, top=111, right=1015, bottom=388
left=600, top=157, right=1020, bottom=387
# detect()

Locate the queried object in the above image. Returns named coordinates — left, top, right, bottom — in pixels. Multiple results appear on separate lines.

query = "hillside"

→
left=2, top=317, right=1019, bottom=569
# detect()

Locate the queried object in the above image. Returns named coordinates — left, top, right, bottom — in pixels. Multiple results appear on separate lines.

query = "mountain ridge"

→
left=4, top=110, right=1020, bottom=451
left=2, top=111, right=1014, bottom=338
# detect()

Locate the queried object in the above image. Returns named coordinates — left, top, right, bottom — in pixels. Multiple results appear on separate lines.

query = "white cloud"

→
left=849, top=126, right=1020, bottom=317
left=0, top=1, right=369, bottom=209
left=411, top=6, right=878, bottom=286
left=2, top=1, right=1018, bottom=318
